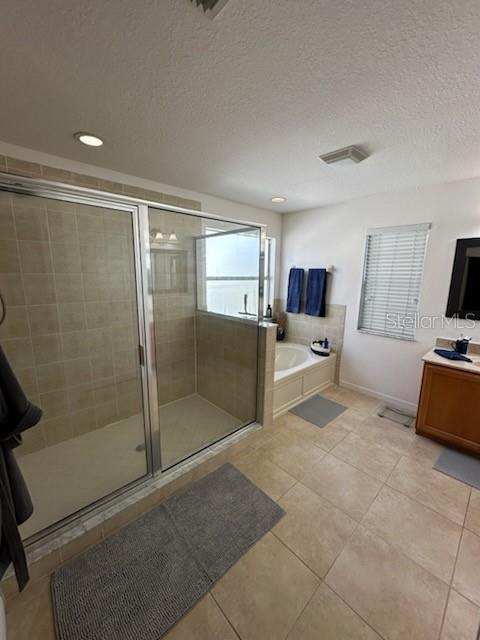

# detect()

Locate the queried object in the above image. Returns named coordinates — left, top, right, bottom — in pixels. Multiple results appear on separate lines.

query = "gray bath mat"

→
left=290, top=394, right=346, bottom=428
left=433, top=448, right=480, bottom=490
left=52, top=464, right=284, bottom=640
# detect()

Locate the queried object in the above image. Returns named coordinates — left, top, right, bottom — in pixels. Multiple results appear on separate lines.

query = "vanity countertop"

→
left=422, top=349, right=480, bottom=376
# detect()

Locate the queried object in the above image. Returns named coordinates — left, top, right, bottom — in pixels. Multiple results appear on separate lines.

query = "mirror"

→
left=446, top=238, right=480, bottom=320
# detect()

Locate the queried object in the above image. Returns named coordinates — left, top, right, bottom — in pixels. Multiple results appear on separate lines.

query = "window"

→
left=358, top=223, right=430, bottom=340
left=196, top=228, right=275, bottom=319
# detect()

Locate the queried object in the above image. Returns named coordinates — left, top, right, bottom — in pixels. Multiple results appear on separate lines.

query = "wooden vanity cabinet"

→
left=415, top=362, right=480, bottom=456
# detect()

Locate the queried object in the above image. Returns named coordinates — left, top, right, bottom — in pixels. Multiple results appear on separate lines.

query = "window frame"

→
left=196, top=228, right=274, bottom=319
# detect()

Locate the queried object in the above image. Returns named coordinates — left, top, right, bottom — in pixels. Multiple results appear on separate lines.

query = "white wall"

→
left=0, top=141, right=283, bottom=296
left=282, top=177, right=480, bottom=410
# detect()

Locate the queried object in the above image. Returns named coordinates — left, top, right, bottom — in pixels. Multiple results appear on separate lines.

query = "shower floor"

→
left=19, top=394, right=243, bottom=539
left=159, top=394, right=243, bottom=468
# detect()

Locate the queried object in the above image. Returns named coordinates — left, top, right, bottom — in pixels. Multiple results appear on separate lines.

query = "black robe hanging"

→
left=0, top=345, right=42, bottom=591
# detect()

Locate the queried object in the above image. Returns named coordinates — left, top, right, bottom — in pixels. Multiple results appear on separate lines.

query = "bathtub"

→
left=273, top=342, right=336, bottom=416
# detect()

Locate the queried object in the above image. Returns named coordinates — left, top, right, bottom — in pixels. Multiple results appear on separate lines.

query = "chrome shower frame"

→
left=0, top=171, right=265, bottom=546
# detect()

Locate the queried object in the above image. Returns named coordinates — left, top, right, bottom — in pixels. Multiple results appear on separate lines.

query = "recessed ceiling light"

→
left=271, top=196, right=287, bottom=203
left=74, top=132, right=104, bottom=147
left=319, top=145, right=368, bottom=166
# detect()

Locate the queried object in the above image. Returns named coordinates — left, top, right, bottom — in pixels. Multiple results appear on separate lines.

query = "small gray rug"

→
left=52, top=464, right=284, bottom=640
left=290, top=394, right=346, bottom=428
left=434, top=448, right=480, bottom=490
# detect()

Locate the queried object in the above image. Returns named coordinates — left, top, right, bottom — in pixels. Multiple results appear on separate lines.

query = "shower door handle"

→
left=138, top=344, right=145, bottom=367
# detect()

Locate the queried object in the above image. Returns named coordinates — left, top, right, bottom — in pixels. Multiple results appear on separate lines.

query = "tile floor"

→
left=6, top=385, right=480, bottom=640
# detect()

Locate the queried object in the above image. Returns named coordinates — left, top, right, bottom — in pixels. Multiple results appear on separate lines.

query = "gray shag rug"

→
left=52, top=463, right=284, bottom=640
left=290, top=394, right=346, bottom=428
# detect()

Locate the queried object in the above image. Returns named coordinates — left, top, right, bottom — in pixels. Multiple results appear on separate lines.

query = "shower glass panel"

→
left=148, top=208, right=261, bottom=469
left=0, top=190, right=149, bottom=539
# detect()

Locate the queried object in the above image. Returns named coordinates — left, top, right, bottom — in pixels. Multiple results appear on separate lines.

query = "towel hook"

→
left=0, top=290, right=6, bottom=327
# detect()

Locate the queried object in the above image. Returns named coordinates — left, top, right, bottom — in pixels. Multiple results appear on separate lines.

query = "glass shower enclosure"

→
left=0, top=174, right=264, bottom=542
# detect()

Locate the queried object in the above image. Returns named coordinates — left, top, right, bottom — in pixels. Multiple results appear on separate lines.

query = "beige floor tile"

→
left=387, top=456, right=470, bottom=525
left=233, top=450, right=296, bottom=500
left=362, top=486, right=461, bottom=583
left=287, top=583, right=381, bottom=640
left=276, top=413, right=349, bottom=452
left=353, top=415, right=415, bottom=456
left=326, top=526, right=449, bottom=640
left=329, top=409, right=365, bottom=432
left=212, top=532, right=319, bottom=640
left=262, top=434, right=327, bottom=479
left=453, top=529, right=480, bottom=607
left=300, top=454, right=382, bottom=521
left=330, top=432, right=401, bottom=481
left=465, top=488, right=480, bottom=536
left=440, top=589, right=480, bottom=640
left=164, top=594, right=238, bottom=640
left=407, top=433, right=443, bottom=464
left=6, top=576, right=55, bottom=640
left=274, top=483, right=356, bottom=577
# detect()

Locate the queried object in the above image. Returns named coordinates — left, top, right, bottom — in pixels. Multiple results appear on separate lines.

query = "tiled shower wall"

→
left=0, top=155, right=202, bottom=456
left=150, top=210, right=199, bottom=405
left=0, top=191, right=142, bottom=456
left=195, top=313, right=258, bottom=423
left=276, top=299, right=346, bottom=381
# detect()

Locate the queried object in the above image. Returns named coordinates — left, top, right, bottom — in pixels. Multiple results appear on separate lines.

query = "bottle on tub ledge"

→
left=311, top=337, right=331, bottom=357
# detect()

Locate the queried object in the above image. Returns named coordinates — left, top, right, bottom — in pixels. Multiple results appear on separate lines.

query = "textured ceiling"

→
left=1, top=0, right=479, bottom=212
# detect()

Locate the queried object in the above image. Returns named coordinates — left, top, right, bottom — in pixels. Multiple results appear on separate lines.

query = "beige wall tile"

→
left=14, top=208, right=48, bottom=241
left=27, top=304, right=60, bottom=335
left=0, top=239, right=20, bottom=272
left=32, top=333, right=63, bottom=365
left=18, top=240, right=53, bottom=274
left=36, top=361, right=66, bottom=393
left=0, top=306, right=29, bottom=339
left=0, top=273, right=25, bottom=305
left=23, top=274, right=56, bottom=305
left=2, top=338, right=34, bottom=369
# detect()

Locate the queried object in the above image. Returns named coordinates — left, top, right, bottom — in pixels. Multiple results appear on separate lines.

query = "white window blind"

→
left=358, top=223, right=430, bottom=340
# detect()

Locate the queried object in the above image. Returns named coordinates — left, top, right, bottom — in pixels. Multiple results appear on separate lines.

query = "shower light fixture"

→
left=169, top=231, right=177, bottom=241
left=271, top=196, right=287, bottom=203
left=74, top=132, right=104, bottom=147
left=155, top=231, right=164, bottom=240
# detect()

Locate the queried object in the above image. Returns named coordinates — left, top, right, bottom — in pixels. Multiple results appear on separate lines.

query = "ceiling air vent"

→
left=319, top=145, right=368, bottom=167
left=190, top=0, right=231, bottom=19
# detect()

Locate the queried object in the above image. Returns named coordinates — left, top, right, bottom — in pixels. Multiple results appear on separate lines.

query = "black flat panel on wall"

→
left=446, top=238, right=480, bottom=320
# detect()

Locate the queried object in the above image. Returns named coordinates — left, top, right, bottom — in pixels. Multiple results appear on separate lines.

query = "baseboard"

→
left=339, top=379, right=417, bottom=415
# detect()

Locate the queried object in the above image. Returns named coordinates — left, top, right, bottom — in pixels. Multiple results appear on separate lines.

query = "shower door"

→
left=147, top=208, right=262, bottom=469
left=0, top=187, right=150, bottom=540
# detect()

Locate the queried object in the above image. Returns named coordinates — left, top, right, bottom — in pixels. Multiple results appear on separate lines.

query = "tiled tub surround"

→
left=275, top=300, right=346, bottom=382
left=273, top=343, right=336, bottom=417
left=0, top=190, right=144, bottom=458
left=6, top=385, right=480, bottom=640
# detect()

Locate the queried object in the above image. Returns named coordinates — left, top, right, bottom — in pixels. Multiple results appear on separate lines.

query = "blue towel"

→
left=434, top=349, right=472, bottom=362
left=305, top=268, right=327, bottom=317
left=286, top=268, right=304, bottom=313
